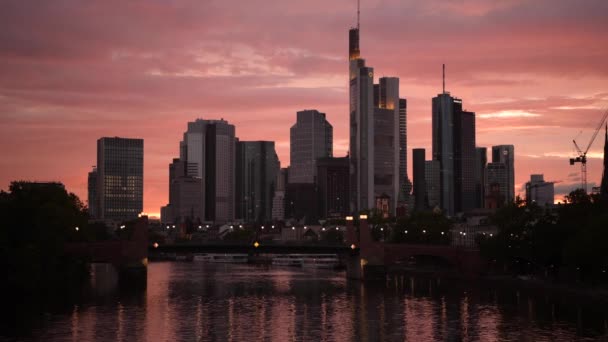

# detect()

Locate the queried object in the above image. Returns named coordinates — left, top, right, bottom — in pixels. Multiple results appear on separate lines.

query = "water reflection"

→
left=12, top=262, right=608, bottom=341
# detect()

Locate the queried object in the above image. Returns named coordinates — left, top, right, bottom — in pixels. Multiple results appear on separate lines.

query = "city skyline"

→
left=1, top=0, right=608, bottom=216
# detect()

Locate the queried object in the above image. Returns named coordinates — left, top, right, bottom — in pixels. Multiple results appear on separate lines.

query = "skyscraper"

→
left=289, top=110, right=333, bottom=184
left=235, top=141, right=279, bottom=223
left=181, top=118, right=236, bottom=223
left=96, top=137, right=143, bottom=222
left=474, top=147, right=487, bottom=209
left=492, top=145, right=515, bottom=203
left=164, top=158, right=202, bottom=224
left=525, top=174, right=554, bottom=206
left=349, top=24, right=375, bottom=214
left=412, top=148, right=426, bottom=210
left=486, top=162, right=507, bottom=208
left=432, top=66, right=476, bottom=216
left=271, top=168, right=288, bottom=221
left=349, top=21, right=407, bottom=216
left=600, top=124, right=608, bottom=200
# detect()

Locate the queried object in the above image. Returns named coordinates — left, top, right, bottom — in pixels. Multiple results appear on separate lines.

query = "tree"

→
left=0, top=182, right=91, bottom=296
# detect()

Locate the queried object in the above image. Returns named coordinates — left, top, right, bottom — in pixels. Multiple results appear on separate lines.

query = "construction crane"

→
left=570, top=108, right=608, bottom=193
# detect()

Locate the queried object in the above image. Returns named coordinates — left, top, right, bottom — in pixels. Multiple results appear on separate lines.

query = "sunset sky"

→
left=1, top=0, right=607, bottom=216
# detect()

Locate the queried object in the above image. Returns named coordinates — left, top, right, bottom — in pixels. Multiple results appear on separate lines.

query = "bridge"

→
left=64, top=217, right=148, bottom=284
left=150, top=216, right=484, bottom=280
left=345, top=215, right=484, bottom=278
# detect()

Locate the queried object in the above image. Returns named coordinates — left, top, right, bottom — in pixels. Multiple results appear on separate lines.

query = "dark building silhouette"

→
left=474, top=147, right=487, bottom=209
left=492, top=145, right=515, bottom=203
left=317, top=157, right=350, bottom=219
left=96, top=137, right=143, bottom=222
left=180, top=119, right=236, bottom=223
left=285, top=183, right=317, bottom=224
left=235, top=140, right=279, bottom=223
left=161, top=158, right=202, bottom=224
left=87, top=167, right=98, bottom=219
left=412, top=148, right=426, bottom=210
left=601, top=124, right=608, bottom=200
left=432, top=72, right=476, bottom=216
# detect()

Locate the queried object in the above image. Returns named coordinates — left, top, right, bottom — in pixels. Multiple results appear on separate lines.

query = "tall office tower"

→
left=289, top=110, right=333, bottom=184
left=601, top=124, right=608, bottom=200
left=271, top=167, right=289, bottom=221
left=525, top=174, right=554, bottom=206
left=398, top=99, right=410, bottom=202
left=486, top=162, right=507, bottom=208
left=349, top=24, right=375, bottom=214
left=432, top=66, right=476, bottom=216
left=412, top=149, right=426, bottom=210
left=373, top=77, right=401, bottom=215
left=236, top=141, right=279, bottom=223
left=317, top=157, right=350, bottom=219
left=474, top=147, right=487, bottom=209
left=87, top=167, right=98, bottom=219
left=163, top=158, right=202, bottom=224
left=181, top=118, right=236, bottom=223
left=492, top=145, right=515, bottom=203
left=425, top=160, right=440, bottom=209
left=96, top=137, right=143, bottom=222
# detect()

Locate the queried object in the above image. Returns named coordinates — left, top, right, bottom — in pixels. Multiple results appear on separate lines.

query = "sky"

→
left=1, top=0, right=608, bottom=216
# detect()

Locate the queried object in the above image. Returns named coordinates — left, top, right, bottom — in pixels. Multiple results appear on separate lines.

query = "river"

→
left=5, top=262, right=608, bottom=341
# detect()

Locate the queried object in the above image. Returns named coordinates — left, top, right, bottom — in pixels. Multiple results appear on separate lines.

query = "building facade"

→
left=271, top=167, right=289, bottom=221
left=432, top=89, right=476, bottom=216
left=289, top=110, right=332, bottom=184
left=486, top=162, right=507, bottom=208
left=425, top=160, right=440, bottom=209
left=412, top=148, right=426, bottom=211
left=525, top=174, right=554, bottom=206
left=492, top=145, right=515, bottom=203
left=87, top=167, right=98, bottom=219
left=180, top=118, right=236, bottom=223
left=236, top=140, right=279, bottom=223
left=317, top=157, right=350, bottom=219
left=474, top=147, right=487, bottom=209
left=96, top=137, right=144, bottom=222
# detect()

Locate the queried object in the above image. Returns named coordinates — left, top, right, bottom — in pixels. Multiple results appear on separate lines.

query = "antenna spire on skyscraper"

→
left=357, top=0, right=360, bottom=30
left=442, top=64, right=445, bottom=94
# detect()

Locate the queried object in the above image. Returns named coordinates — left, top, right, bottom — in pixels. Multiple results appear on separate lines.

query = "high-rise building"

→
left=486, top=162, right=507, bottom=208
left=180, top=118, right=236, bottom=223
left=425, top=160, right=440, bottom=209
left=474, top=147, right=487, bottom=209
left=349, top=25, right=375, bottom=214
left=272, top=167, right=289, bottom=221
left=236, top=141, right=279, bottom=223
left=373, top=77, right=401, bottom=215
left=525, top=174, right=554, bottom=206
left=349, top=23, right=407, bottom=216
left=87, top=167, right=98, bottom=219
left=600, top=124, right=608, bottom=200
left=492, top=145, right=515, bottom=203
left=289, top=110, right=333, bottom=184
left=96, top=137, right=143, bottom=222
left=398, top=99, right=411, bottom=207
left=164, top=158, right=202, bottom=224
left=412, top=148, right=426, bottom=210
left=432, top=67, right=476, bottom=216
left=317, top=157, right=350, bottom=219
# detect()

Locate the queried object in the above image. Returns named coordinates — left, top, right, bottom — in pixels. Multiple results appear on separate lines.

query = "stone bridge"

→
left=345, top=215, right=484, bottom=279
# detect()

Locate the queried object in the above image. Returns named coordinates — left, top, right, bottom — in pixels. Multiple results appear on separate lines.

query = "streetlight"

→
left=153, top=242, right=159, bottom=248
left=404, top=230, right=408, bottom=234
left=75, top=227, right=79, bottom=231
left=261, top=225, right=265, bottom=230
left=422, top=229, right=426, bottom=234
left=441, top=231, right=444, bottom=235
left=292, top=226, right=295, bottom=230
left=253, top=241, right=260, bottom=248
left=336, top=226, right=340, bottom=230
